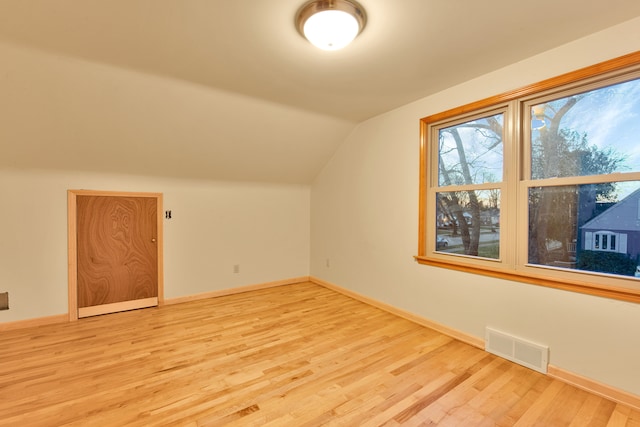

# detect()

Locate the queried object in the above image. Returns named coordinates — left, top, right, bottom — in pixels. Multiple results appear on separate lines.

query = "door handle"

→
left=151, top=238, right=156, bottom=243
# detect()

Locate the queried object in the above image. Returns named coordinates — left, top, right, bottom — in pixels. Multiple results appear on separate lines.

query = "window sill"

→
left=414, top=255, right=640, bottom=304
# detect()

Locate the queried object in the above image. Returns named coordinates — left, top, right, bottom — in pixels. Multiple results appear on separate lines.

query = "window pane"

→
left=438, top=114, right=503, bottom=186
left=528, top=181, right=640, bottom=277
left=436, top=190, right=500, bottom=259
left=530, top=77, right=640, bottom=179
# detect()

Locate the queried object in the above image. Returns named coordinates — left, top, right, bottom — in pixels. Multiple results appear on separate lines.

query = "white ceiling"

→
left=2, top=0, right=640, bottom=183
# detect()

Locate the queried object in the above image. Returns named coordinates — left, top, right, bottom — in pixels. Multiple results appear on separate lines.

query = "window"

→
left=435, top=112, right=504, bottom=260
left=417, top=52, right=640, bottom=303
left=586, top=231, right=622, bottom=253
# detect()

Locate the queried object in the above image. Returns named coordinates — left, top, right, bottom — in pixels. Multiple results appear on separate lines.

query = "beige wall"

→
left=0, top=168, right=310, bottom=322
left=311, top=17, right=640, bottom=396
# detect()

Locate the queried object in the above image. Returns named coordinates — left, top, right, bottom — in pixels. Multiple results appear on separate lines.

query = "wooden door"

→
left=76, top=195, right=159, bottom=318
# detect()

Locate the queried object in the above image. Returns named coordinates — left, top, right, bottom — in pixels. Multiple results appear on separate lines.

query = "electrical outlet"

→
left=0, top=292, right=8, bottom=310
left=233, top=264, right=240, bottom=274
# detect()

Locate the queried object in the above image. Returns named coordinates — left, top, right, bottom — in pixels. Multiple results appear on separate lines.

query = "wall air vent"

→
left=485, top=327, right=549, bottom=374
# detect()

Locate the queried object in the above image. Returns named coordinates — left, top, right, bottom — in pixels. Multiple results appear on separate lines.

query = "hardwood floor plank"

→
left=1, top=282, right=639, bottom=426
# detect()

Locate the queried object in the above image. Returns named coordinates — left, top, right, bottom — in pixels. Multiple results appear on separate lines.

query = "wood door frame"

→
left=67, top=190, right=164, bottom=321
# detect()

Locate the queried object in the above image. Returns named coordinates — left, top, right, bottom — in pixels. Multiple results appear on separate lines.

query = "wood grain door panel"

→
left=77, top=196, right=158, bottom=314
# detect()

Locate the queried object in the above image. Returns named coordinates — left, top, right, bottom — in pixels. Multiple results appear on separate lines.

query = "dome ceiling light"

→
left=295, top=0, right=367, bottom=51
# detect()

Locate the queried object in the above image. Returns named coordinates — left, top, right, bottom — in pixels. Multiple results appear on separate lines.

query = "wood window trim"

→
left=417, top=51, right=640, bottom=304
left=414, top=256, right=640, bottom=304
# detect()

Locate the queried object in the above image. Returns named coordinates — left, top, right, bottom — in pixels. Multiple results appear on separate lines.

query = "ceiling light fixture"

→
left=295, top=0, right=367, bottom=51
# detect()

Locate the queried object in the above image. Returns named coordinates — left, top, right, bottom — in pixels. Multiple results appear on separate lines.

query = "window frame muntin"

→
left=417, top=51, right=640, bottom=304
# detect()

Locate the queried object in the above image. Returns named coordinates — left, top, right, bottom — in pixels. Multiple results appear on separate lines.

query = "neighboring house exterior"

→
left=580, top=187, right=640, bottom=262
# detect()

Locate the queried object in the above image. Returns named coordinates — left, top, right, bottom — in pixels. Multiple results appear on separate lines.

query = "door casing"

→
left=67, top=190, right=164, bottom=321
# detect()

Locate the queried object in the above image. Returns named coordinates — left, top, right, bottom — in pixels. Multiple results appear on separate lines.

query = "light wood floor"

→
left=1, top=282, right=639, bottom=426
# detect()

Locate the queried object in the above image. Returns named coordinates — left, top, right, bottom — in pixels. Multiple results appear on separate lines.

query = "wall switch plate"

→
left=0, top=292, right=8, bottom=310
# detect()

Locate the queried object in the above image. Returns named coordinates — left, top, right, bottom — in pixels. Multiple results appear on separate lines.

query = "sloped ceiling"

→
left=2, top=0, right=640, bottom=183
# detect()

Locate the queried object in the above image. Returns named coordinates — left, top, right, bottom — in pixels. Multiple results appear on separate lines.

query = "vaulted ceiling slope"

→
left=2, top=1, right=640, bottom=183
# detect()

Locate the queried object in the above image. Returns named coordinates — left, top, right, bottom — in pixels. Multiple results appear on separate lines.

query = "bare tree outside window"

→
left=528, top=79, right=638, bottom=275
left=436, top=114, right=503, bottom=258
